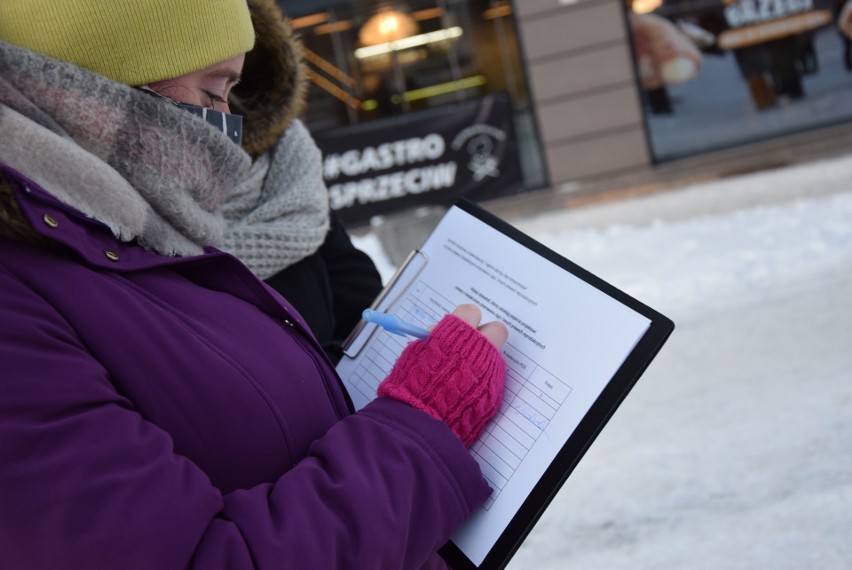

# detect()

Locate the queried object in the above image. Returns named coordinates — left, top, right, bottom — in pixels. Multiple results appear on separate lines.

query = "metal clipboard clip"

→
left=341, top=249, right=429, bottom=359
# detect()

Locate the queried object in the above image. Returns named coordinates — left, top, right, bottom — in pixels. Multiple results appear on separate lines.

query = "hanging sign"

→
left=718, top=0, right=832, bottom=49
left=313, top=93, right=525, bottom=226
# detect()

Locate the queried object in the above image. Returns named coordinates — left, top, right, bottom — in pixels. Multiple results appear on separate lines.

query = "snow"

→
left=352, top=153, right=852, bottom=569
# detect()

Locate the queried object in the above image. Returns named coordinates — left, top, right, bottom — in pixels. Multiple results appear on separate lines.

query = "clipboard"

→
left=338, top=199, right=674, bottom=569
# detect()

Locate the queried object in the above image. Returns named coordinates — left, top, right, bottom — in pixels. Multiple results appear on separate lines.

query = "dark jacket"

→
left=266, top=212, right=383, bottom=361
left=230, top=0, right=383, bottom=358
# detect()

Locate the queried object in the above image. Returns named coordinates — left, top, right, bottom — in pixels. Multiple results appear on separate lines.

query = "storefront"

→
left=629, top=0, right=850, bottom=161
left=279, top=0, right=547, bottom=226
left=278, top=0, right=852, bottom=224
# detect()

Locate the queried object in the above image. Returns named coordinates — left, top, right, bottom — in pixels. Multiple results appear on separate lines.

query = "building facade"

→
left=279, top=0, right=852, bottom=223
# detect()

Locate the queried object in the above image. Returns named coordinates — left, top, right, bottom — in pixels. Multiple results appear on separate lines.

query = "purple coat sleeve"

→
left=193, top=399, right=487, bottom=569
left=0, top=269, right=490, bottom=569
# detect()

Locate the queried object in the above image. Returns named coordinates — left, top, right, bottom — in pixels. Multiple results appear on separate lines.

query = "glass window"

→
left=625, top=0, right=851, bottom=161
left=278, top=0, right=546, bottom=224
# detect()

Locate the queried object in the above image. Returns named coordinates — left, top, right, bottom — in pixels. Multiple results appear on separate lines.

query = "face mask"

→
left=174, top=102, right=243, bottom=146
left=138, top=86, right=243, bottom=146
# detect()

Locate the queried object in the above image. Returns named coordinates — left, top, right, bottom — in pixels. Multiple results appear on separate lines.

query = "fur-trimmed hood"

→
left=0, top=174, right=40, bottom=245
left=232, top=0, right=308, bottom=160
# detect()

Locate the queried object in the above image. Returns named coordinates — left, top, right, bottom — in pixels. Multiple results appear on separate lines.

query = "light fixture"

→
left=402, top=75, right=487, bottom=102
left=631, top=0, right=662, bottom=14
left=354, top=26, right=464, bottom=59
left=314, top=20, right=354, bottom=35
left=359, top=8, right=419, bottom=46
left=483, top=3, right=512, bottom=20
left=290, top=13, right=329, bottom=29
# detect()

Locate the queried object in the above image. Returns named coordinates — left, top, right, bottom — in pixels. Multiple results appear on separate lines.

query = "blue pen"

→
left=362, top=309, right=430, bottom=339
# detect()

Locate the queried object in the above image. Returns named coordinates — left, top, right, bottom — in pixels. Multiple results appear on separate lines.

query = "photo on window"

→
left=625, top=0, right=852, bottom=161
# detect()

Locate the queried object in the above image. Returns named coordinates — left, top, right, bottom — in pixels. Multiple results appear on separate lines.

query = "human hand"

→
left=443, top=303, right=508, bottom=347
left=630, top=13, right=702, bottom=89
left=377, top=304, right=508, bottom=447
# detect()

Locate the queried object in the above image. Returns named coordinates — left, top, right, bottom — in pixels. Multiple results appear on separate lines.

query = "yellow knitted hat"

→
left=0, top=0, right=256, bottom=85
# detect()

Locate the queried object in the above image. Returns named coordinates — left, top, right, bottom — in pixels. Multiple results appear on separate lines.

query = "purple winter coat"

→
left=0, top=166, right=491, bottom=569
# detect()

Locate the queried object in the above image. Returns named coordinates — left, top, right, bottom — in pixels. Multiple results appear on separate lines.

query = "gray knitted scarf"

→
left=0, top=41, right=250, bottom=256
left=220, top=119, right=330, bottom=280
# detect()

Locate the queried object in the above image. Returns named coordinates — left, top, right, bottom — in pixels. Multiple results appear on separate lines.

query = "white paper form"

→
left=337, top=206, right=651, bottom=565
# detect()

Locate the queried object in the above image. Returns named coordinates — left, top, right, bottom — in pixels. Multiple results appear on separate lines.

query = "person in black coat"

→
left=266, top=212, right=383, bottom=361
left=220, top=0, right=383, bottom=362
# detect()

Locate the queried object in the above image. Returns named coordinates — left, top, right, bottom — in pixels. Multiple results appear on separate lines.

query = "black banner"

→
left=313, top=93, right=524, bottom=226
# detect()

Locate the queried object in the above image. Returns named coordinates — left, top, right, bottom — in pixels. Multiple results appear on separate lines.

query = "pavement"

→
left=504, top=146, right=852, bottom=233
left=498, top=153, right=852, bottom=569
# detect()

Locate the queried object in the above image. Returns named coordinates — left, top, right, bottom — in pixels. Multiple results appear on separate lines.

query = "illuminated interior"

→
left=282, top=0, right=525, bottom=125
left=279, top=0, right=546, bottom=190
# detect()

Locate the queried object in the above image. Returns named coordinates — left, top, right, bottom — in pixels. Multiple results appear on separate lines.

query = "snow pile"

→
left=351, top=166, right=852, bottom=569
left=533, top=191, right=852, bottom=321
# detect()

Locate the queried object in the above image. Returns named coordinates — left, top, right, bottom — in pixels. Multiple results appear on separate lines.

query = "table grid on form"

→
left=346, top=281, right=573, bottom=510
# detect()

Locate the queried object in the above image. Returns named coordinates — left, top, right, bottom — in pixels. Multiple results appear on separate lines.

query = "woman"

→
left=219, top=0, right=384, bottom=361
left=0, top=1, right=507, bottom=568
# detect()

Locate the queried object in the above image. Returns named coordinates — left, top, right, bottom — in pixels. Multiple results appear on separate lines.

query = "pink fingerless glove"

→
left=377, top=314, right=507, bottom=447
